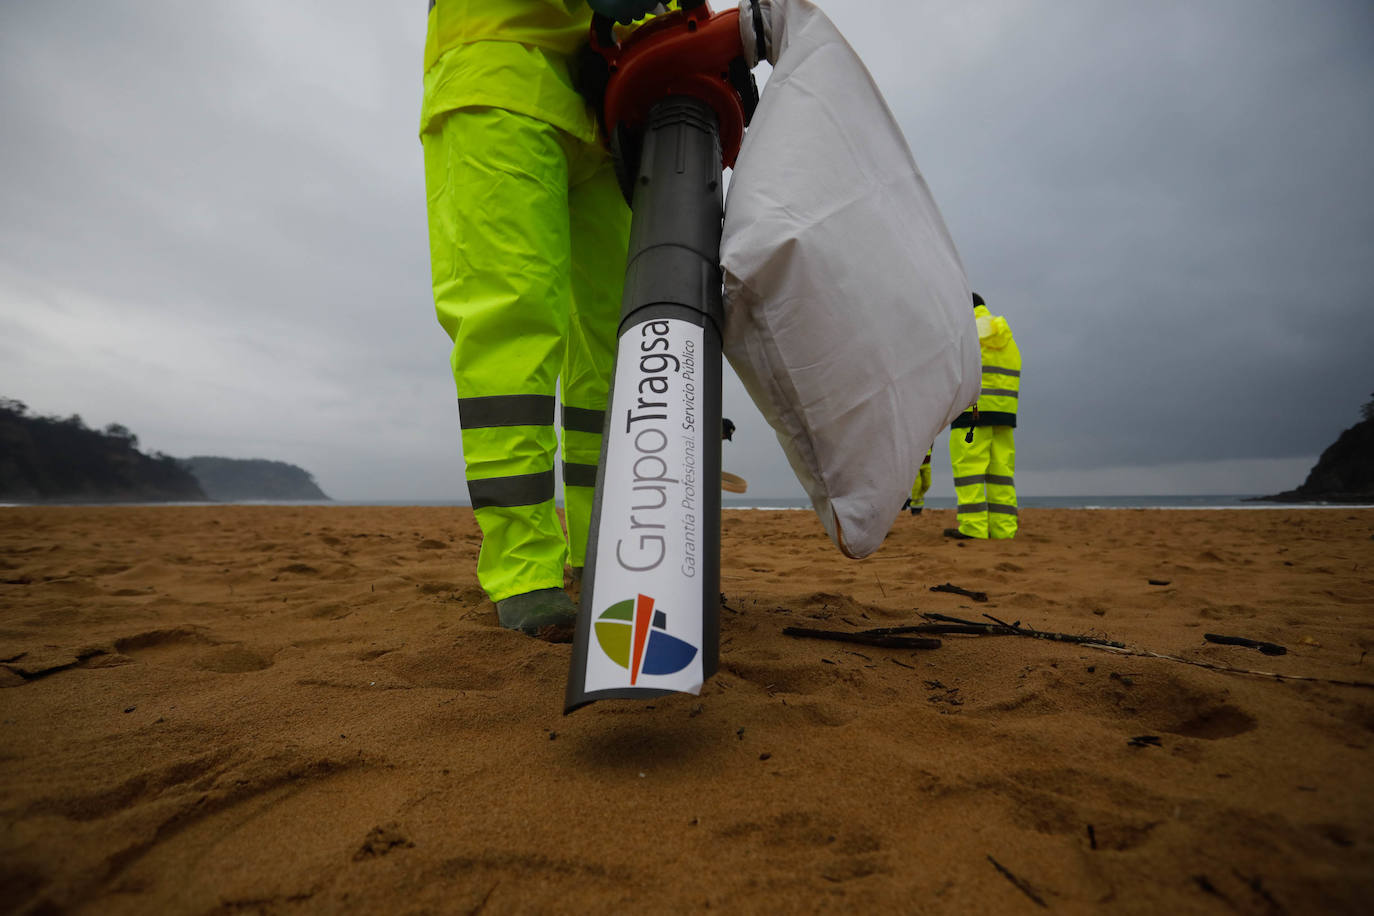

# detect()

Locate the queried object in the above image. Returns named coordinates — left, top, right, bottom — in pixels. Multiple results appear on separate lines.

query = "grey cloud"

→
left=2, top=0, right=1371, bottom=500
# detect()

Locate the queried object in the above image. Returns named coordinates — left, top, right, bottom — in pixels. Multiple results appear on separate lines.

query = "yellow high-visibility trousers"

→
left=909, top=449, right=932, bottom=509
left=423, top=106, right=630, bottom=602
left=949, top=425, right=1018, bottom=539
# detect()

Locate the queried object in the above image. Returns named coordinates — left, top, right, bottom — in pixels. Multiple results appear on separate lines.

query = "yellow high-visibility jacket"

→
left=421, top=0, right=598, bottom=143
left=952, top=303, right=1021, bottom=428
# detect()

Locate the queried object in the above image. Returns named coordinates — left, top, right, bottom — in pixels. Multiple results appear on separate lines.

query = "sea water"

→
left=5, top=495, right=1368, bottom=510
left=278, top=495, right=1369, bottom=510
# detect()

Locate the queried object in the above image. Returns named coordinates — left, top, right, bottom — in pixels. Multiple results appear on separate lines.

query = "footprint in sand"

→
left=114, top=627, right=214, bottom=655
left=23, top=750, right=232, bottom=822
left=1093, top=670, right=1258, bottom=740
left=1168, top=704, right=1256, bottom=740
left=194, top=646, right=274, bottom=674
left=989, top=768, right=1166, bottom=849
left=713, top=811, right=887, bottom=882
left=113, top=628, right=274, bottom=674
left=973, top=668, right=1259, bottom=742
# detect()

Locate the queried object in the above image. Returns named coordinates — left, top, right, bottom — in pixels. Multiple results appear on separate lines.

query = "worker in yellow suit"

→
left=946, top=293, right=1021, bottom=539
left=421, top=0, right=659, bottom=633
left=904, top=449, right=932, bottom=515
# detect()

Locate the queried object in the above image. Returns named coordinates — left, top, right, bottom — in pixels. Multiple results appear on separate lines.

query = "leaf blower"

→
left=564, top=0, right=758, bottom=712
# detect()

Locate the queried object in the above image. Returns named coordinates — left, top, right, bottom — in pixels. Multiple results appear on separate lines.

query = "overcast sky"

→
left=2, top=1, right=1371, bottom=501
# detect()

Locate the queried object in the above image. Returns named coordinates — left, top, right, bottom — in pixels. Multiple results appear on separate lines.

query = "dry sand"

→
left=1, top=505, right=1372, bottom=914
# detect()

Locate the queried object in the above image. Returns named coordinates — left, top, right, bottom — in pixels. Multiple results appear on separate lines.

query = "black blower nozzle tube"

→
left=565, top=96, right=724, bottom=711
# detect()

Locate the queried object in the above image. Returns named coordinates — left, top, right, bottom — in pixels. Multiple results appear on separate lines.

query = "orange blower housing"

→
left=581, top=1, right=758, bottom=201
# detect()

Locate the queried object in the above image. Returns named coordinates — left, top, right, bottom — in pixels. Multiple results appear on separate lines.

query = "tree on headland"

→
left=0, top=398, right=206, bottom=502
left=1257, top=392, right=1374, bottom=503
left=103, top=423, right=139, bottom=449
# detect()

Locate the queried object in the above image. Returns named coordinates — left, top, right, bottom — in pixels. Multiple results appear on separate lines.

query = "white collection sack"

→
left=721, top=0, right=981, bottom=558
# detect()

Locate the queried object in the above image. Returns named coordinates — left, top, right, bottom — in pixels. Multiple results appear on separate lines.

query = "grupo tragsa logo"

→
left=595, top=594, right=697, bottom=684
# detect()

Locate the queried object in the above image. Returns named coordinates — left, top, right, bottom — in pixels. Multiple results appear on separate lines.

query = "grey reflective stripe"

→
left=986, top=475, right=1015, bottom=487
left=989, top=503, right=1019, bottom=515
left=983, top=365, right=1020, bottom=377
left=563, top=462, right=598, bottom=489
left=467, top=470, right=554, bottom=509
left=980, top=388, right=1019, bottom=398
left=957, top=501, right=989, bottom=513
left=458, top=394, right=554, bottom=429
left=561, top=405, right=605, bottom=435
left=952, top=475, right=986, bottom=487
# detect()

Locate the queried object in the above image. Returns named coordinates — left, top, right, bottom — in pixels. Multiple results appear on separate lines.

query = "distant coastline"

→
left=9, top=495, right=1369, bottom=511
left=1247, top=414, right=1373, bottom=505
left=0, top=398, right=329, bottom=503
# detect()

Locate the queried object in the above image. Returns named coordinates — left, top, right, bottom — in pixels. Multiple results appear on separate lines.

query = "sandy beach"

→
left=1, top=505, right=1371, bottom=913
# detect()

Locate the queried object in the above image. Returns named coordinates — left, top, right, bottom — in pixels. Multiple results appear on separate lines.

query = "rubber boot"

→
left=496, top=588, right=577, bottom=634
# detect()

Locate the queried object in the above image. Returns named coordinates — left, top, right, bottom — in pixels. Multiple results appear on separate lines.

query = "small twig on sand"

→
left=781, top=627, right=941, bottom=650
left=1087, top=643, right=1374, bottom=689
left=930, top=582, right=988, bottom=602
left=919, top=613, right=1126, bottom=648
left=1231, top=868, right=1285, bottom=914
left=469, top=881, right=499, bottom=916
left=987, top=856, right=1047, bottom=908
left=923, top=612, right=991, bottom=626
left=1203, top=633, right=1287, bottom=656
left=860, top=623, right=1009, bottom=637
left=1192, top=875, right=1234, bottom=907
left=787, top=610, right=1374, bottom=690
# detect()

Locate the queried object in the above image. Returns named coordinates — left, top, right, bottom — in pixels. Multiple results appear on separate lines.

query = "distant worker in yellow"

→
left=420, top=0, right=660, bottom=634
left=946, top=293, right=1021, bottom=539
left=904, top=449, right=932, bottom=515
